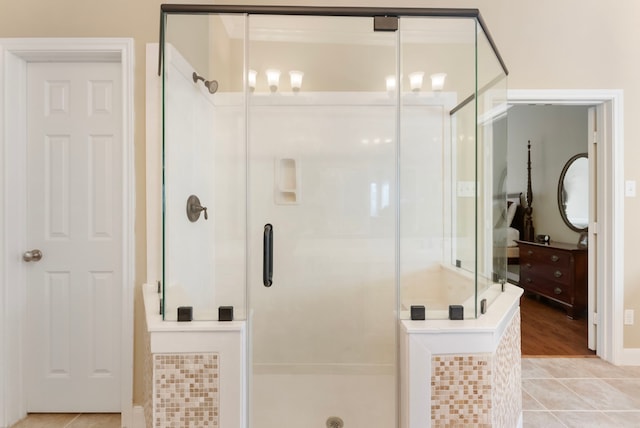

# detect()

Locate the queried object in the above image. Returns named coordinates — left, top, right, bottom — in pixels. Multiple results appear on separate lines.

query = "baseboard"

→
left=618, top=348, right=640, bottom=365
left=131, top=406, right=145, bottom=428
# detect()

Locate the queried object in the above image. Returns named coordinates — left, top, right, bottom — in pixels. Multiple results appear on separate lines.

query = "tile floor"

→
left=523, top=357, right=640, bottom=427
left=10, top=358, right=640, bottom=428
left=11, top=413, right=120, bottom=428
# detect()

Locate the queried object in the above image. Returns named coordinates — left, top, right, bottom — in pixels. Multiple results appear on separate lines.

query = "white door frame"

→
left=0, top=38, right=135, bottom=427
left=508, top=89, right=626, bottom=365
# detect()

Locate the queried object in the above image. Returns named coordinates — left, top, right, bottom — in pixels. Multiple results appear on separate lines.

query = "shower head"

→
left=204, top=79, right=218, bottom=94
left=192, top=71, right=218, bottom=94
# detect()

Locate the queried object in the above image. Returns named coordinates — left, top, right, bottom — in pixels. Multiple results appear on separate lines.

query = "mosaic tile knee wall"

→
left=153, top=353, right=220, bottom=427
left=492, top=310, right=522, bottom=428
left=431, top=309, right=522, bottom=427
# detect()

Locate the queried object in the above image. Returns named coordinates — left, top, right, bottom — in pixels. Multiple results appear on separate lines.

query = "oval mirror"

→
left=557, top=153, right=588, bottom=232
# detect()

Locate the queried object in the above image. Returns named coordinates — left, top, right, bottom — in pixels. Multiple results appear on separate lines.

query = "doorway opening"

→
left=507, top=104, right=592, bottom=356
left=507, top=89, right=624, bottom=363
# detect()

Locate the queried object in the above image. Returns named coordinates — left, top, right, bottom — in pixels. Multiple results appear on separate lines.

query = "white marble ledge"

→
left=143, top=282, right=245, bottom=333
left=401, top=284, right=523, bottom=355
left=401, top=283, right=523, bottom=335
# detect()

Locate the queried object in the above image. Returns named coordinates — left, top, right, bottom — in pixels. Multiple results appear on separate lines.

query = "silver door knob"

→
left=23, top=249, right=43, bottom=262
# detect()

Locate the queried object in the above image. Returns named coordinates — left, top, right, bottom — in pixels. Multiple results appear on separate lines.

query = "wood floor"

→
left=520, top=291, right=596, bottom=357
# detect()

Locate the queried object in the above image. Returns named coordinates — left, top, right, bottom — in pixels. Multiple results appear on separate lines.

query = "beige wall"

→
left=2, top=0, right=640, bottom=405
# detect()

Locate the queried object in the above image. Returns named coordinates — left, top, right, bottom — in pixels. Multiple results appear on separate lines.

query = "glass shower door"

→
left=247, top=14, right=398, bottom=428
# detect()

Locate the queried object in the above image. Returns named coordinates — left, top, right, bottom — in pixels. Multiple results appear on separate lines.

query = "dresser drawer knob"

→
left=554, top=270, right=563, bottom=278
left=527, top=250, right=534, bottom=256
left=551, top=255, right=560, bottom=262
left=554, top=287, right=563, bottom=295
left=525, top=277, right=532, bottom=283
left=526, top=263, right=532, bottom=269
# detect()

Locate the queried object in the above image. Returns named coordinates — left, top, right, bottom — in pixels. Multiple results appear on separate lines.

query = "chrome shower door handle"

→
left=23, top=249, right=43, bottom=262
left=263, top=224, right=273, bottom=287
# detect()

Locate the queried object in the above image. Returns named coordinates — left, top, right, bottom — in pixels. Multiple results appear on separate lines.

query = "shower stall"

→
left=157, top=5, right=509, bottom=427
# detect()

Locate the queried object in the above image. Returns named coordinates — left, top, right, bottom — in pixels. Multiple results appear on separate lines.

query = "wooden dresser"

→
left=517, top=240, right=587, bottom=319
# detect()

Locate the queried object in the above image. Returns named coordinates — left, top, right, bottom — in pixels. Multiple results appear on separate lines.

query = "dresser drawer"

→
left=520, top=263, right=572, bottom=286
left=519, top=274, right=572, bottom=304
left=520, top=246, right=571, bottom=268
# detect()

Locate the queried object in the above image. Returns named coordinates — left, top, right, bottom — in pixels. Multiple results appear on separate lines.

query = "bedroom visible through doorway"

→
left=506, top=102, right=598, bottom=357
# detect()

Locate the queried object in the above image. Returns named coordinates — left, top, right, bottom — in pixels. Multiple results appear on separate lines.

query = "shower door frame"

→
left=157, top=5, right=510, bottom=310
left=158, top=5, right=507, bottom=79
left=158, top=6, right=510, bottom=427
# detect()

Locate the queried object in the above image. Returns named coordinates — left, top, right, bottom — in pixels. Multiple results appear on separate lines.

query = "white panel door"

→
left=25, top=62, right=122, bottom=412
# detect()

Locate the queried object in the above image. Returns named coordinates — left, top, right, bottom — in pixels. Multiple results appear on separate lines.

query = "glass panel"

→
left=248, top=14, right=397, bottom=427
left=476, top=23, right=509, bottom=311
left=451, top=101, right=478, bottom=317
left=399, top=17, right=478, bottom=319
left=162, top=13, right=247, bottom=320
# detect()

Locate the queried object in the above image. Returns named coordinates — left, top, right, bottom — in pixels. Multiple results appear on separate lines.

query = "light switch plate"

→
left=625, top=180, right=636, bottom=197
left=456, top=181, right=475, bottom=198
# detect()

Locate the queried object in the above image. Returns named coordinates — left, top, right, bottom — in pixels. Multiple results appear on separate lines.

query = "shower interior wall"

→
left=163, top=40, right=463, bottom=341
left=163, top=48, right=247, bottom=321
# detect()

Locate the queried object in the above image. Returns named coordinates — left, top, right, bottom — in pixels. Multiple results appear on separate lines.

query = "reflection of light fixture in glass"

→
left=266, top=69, right=280, bottom=92
left=289, top=70, right=304, bottom=92
left=385, top=75, right=396, bottom=92
left=409, top=71, right=424, bottom=91
left=248, top=69, right=257, bottom=91
left=430, top=73, right=447, bottom=91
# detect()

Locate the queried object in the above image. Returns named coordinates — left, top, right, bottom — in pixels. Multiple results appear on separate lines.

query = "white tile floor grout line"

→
left=548, top=412, right=569, bottom=428
left=522, top=358, right=640, bottom=427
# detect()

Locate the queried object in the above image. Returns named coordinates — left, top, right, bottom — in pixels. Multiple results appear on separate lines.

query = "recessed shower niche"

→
left=275, top=157, right=299, bottom=204
left=153, top=5, right=517, bottom=428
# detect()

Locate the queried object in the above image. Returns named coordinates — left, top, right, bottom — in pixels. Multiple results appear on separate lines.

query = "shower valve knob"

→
left=191, top=204, right=208, bottom=220
left=186, top=195, right=208, bottom=222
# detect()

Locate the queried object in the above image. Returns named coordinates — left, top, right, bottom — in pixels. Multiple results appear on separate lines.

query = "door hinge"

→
left=374, top=16, right=398, bottom=32
left=592, top=131, right=598, bottom=144
left=592, top=312, right=599, bottom=325
left=592, top=222, right=598, bottom=235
